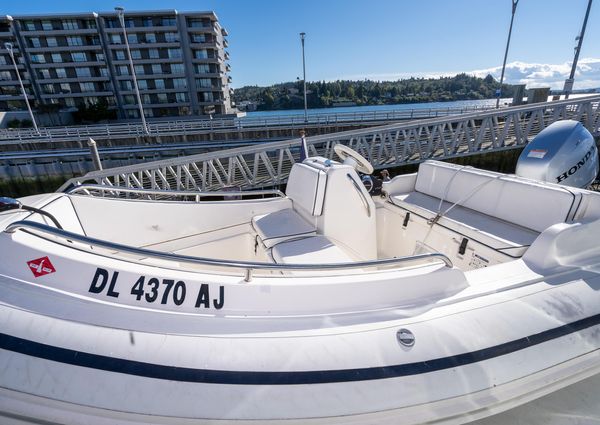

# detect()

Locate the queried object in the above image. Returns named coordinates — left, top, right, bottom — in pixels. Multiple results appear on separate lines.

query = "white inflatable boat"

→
left=1, top=122, right=600, bottom=424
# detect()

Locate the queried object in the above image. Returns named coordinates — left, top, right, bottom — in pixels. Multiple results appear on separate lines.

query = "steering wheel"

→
left=334, top=144, right=374, bottom=175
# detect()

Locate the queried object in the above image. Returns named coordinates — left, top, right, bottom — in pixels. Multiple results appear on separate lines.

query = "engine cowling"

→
left=516, top=120, right=599, bottom=189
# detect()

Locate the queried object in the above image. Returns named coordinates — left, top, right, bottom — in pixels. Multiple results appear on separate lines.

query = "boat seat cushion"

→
left=252, top=208, right=316, bottom=249
left=285, top=163, right=327, bottom=217
left=271, top=235, right=353, bottom=264
left=391, top=192, right=539, bottom=256
left=414, top=161, right=580, bottom=233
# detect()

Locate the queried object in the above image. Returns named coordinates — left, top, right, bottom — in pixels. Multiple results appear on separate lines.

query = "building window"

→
left=51, top=53, right=63, bottom=63
left=110, top=34, right=122, bottom=44
left=29, top=38, right=41, bottom=48
left=173, top=78, right=187, bottom=88
left=124, top=95, right=136, bottom=105
left=188, top=19, right=207, bottom=28
left=154, top=79, right=165, bottom=89
left=60, top=83, right=71, bottom=93
left=31, top=54, right=45, bottom=64
left=65, top=97, right=76, bottom=107
left=201, top=92, right=214, bottom=102
left=126, top=109, right=139, bottom=118
left=194, top=63, right=210, bottom=73
left=175, top=92, right=187, bottom=102
left=130, top=50, right=141, bottom=60
left=75, top=67, right=92, bottom=77
left=168, top=48, right=182, bottom=59
left=125, top=18, right=135, bottom=28
left=151, top=64, right=163, bottom=74
left=38, top=69, right=51, bottom=79
left=190, top=34, right=206, bottom=43
left=55, top=68, right=67, bottom=78
left=137, top=80, right=148, bottom=90
left=196, top=78, right=211, bottom=88
left=62, top=20, right=79, bottom=30
left=171, top=63, right=185, bottom=74
left=67, top=36, right=83, bottom=46
left=148, top=49, right=159, bottom=59
left=145, top=33, right=156, bottom=43
left=42, top=84, right=55, bottom=94
left=134, top=65, right=145, bottom=75
left=114, top=50, right=125, bottom=60
left=157, top=93, right=168, bottom=103
left=41, top=20, right=53, bottom=30
left=161, top=17, right=176, bottom=26
left=0, top=56, right=7, bottom=65
left=24, top=21, right=36, bottom=31
left=46, top=37, right=58, bottom=47
left=194, top=50, right=208, bottom=59
left=84, top=96, right=99, bottom=104
left=127, top=34, right=138, bottom=44
left=120, top=80, right=132, bottom=90
left=95, top=53, right=105, bottom=61
left=85, top=19, right=97, bottom=29
left=142, top=18, right=154, bottom=27
left=80, top=82, right=95, bottom=92
left=72, top=52, right=87, bottom=62
left=164, top=32, right=179, bottom=43
left=142, top=94, right=152, bottom=103
left=117, top=65, right=129, bottom=75
left=99, top=67, right=109, bottom=77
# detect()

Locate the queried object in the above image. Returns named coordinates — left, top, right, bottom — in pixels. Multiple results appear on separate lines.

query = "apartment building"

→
left=0, top=10, right=234, bottom=119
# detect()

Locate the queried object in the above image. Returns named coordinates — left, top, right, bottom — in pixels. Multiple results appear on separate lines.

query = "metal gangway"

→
left=60, top=95, right=600, bottom=194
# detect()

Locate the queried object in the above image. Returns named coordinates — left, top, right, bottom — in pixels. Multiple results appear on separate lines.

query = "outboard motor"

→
left=516, top=120, right=599, bottom=189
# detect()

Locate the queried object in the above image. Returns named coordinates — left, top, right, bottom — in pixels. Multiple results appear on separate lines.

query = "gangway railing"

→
left=59, top=95, right=600, bottom=193
left=0, top=104, right=495, bottom=146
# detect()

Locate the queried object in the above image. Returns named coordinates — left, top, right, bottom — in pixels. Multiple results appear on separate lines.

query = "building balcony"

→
left=26, top=45, right=103, bottom=53
left=111, top=57, right=182, bottom=65
left=22, top=28, right=99, bottom=36
left=122, top=101, right=190, bottom=108
left=114, top=72, right=185, bottom=80
left=30, top=61, right=106, bottom=68
left=189, top=42, right=218, bottom=49
left=36, top=76, right=110, bottom=83
left=40, top=91, right=113, bottom=99
left=107, top=41, right=181, bottom=49
left=103, top=26, right=177, bottom=33
left=119, top=87, right=188, bottom=94
left=0, top=93, right=35, bottom=100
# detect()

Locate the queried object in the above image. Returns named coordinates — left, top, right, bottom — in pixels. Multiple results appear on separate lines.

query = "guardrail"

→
left=0, top=104, right=495, bottom=146
left=59, top=95, right=600, bottom=193
left=5, top=220, right=453, bottom=281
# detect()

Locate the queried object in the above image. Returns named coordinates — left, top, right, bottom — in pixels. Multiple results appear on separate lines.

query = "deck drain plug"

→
left=396, top=329, right=415, bottom=347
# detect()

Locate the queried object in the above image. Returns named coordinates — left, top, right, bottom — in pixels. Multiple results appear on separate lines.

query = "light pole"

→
left=300, top=32, right=308, bottom=122
left=4, top=41, right=40, bottom=134
left=563, top=0, right=593, bottom=99
left=496, top=0, right=519, bottom=109
left=115, top=6, right=148, bottom=134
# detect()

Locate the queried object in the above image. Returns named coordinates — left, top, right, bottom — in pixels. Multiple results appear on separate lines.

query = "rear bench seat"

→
left=252, top=162, right=354, bottom=264
left=385, top=161, right=583, bottom=258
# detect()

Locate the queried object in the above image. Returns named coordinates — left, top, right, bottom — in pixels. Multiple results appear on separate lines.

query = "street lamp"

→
left=563, top=0, right=593, bottom=99
left=496, top=0, right=519, bottom=109
left=115, top=6, right=149, bottom=134
left=4, top=41, right=40, bottom=134
left=300, top=32, right=308, bottom=122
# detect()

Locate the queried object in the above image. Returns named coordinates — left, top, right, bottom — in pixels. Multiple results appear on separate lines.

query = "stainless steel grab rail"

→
left=4, top=220, right=453, bottom=281
left=346, top=173, right=371, bottom=217
left=67, top=185, right=285, bottom=199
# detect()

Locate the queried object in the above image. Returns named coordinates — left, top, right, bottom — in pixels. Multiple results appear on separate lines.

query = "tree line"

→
left=233, top=73, right=516, bottom=111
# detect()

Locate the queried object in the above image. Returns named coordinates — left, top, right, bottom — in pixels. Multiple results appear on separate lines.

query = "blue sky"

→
left=5, top=0, right=600, bottom=89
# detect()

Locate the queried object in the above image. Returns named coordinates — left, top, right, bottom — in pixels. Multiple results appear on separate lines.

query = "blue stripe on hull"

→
left=0, top=313, right=599, bottom=385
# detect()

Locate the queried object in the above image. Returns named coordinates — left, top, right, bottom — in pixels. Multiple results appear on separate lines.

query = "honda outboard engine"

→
left=516, top=120, right=599, bottom=189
